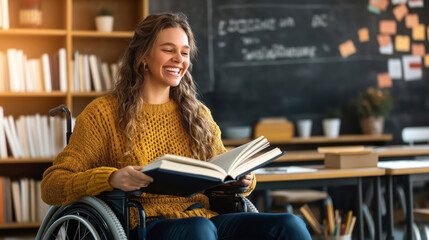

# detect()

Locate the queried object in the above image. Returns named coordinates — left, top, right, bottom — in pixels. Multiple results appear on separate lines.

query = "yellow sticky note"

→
left=377, top=73, right=392, bottom=88
left=395, top=35, right=410, bottom=52
left=393, top=4, right=408, bottom=22
left=380, top=20, right=396, bottom=35
left=405, top=14, right=419, bottom=28
left=358, top=28, right=369, bottom=42
left=424, top=54, right=429, bottom=68
left=339, top=40, right=356, bottom=58
left=412, top=43, right=425, bottom=56
left=412, top=24, right=425, bottom=41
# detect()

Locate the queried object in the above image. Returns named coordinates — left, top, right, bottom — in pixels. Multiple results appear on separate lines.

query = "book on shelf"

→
left=11, top=180, right=22, bottom=222
left=0, top=106, right=7, bottom=158
left=142, top=136, right=285, bottom=197
left=41, top=53, right=52, bottom=92
left=1, top=0, right=9, bottom=30
left=58, top=48, right=67, bottom=92
left=89, top=54, right=102, bottom=91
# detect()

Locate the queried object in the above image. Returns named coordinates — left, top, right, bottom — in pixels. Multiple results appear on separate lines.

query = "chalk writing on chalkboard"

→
left=206, top=1, right=374, bottom=91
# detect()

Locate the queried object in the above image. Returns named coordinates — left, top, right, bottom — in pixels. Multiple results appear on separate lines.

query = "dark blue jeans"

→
left=140, top=212, right=311, bottom=240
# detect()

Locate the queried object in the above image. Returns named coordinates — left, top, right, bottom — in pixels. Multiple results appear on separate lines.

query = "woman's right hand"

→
left=109, top=166, right=154, bottom=191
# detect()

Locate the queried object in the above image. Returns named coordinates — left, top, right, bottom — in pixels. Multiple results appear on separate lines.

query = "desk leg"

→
left=357, top=177, right=363, bottom=240
left=374, top=176, right=382, bottom=240
left=405, top=175, right=413, bottom=240
left=386, top=175, right=394, bottom=240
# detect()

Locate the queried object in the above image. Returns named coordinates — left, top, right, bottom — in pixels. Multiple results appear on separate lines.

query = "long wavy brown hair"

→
left=113, top=13, right=217, bottom=161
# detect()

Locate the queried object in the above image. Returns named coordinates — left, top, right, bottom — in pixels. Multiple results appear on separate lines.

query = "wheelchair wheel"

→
left=37, top=196, right=127, bottom=240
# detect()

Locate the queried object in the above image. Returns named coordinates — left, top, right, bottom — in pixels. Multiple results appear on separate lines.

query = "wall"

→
left=150, top=0, right=429, bottom=143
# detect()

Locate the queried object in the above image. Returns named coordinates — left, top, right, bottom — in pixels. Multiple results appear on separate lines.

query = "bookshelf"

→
left=0, top=0, right=148, bottom=236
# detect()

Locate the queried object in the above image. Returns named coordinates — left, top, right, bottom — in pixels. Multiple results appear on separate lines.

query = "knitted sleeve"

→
left=41, top=101, right=117, bottom=206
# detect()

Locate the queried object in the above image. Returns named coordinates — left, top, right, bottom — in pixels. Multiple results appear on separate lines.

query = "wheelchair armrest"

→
left=204, top=185, right=254, bottom=214
left=98, top=188, right=144, bottom=198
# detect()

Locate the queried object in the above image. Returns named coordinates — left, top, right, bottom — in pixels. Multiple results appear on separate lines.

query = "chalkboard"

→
left=150, top=0, right=429, bottom=143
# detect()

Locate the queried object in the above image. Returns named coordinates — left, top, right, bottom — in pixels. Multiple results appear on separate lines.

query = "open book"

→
left=142, top=136, right=285, bottom=197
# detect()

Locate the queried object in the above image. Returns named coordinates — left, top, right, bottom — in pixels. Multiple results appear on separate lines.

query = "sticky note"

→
left=408, top=0, right=424, bottom=8
left=380, top=44, right=393, bottom=55
left=412, top=24, right=425, bottom=41
left=377, top=34, right=392, bottom=46
left=358, top=28, right=369, bottom=42
left=370, top=0, right=389, bottom=10
left=339, top=40, right=356, bottom=58
left=388, top=58, right=402, bottom=79
left=377, top=73, right=392, bottom=88
left=395, top=35, right=410, bottom=52
left=405, top=14, right=419, bottom=28
left=379, top=20, right=397, bottom=35
left=393, top=4, right=408, bottom=21
left=368, top=5, right=381, bottom=14
left=412, top=43, right=425, bottom=56
left=402, top=55, right=422, bottom=81
left=424, top=54, right=429, bottom=68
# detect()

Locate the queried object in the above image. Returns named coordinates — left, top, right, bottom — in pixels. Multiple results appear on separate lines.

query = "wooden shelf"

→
left=0, top=222, right=41, bottom=229
left=0, top=158, right=53, bottom=164
left=0, top=29, right=67, bottom=36
left=222, top=134, right=393, bottom=146
left=72, top=30, right=134, bottom=38
left=0, top=92, right=68, bottom=97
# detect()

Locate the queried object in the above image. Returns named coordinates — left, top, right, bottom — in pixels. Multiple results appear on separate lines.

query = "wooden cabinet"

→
left=0, top=0, right=147, bottom=236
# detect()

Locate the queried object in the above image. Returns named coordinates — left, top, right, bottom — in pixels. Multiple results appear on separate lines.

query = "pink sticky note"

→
left=377, top=34, right=392, bottom=46
left=405, top=14, right=419, bottom=28
left=377, top=73, right=393, bottom=88
left=358, top=28, right=370, bottom=42
left=339, top=40, right=356, bottom=58
left=393, top=4, right=408, bottom=21
left=412, top=43, right=425, bottom=56
left=380, top=20, right=397, bottom=34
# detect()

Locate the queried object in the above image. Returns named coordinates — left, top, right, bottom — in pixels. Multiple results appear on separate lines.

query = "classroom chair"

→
left=269, top=189, right=332, bottom=214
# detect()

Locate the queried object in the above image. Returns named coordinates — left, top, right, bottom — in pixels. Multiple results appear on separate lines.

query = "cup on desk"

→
left=297, top=119, right=312, bottom=138
left=313, top=234, right=351, bottom=240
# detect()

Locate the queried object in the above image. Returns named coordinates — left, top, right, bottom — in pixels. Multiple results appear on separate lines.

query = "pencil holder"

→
left=313, top=234, right=351, bottom=240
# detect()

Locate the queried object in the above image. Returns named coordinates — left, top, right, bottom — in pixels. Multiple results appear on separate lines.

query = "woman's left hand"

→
left=232, top=172, right=253, bottom=187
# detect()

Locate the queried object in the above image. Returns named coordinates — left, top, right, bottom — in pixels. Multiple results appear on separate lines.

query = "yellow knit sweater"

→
left=41, top=94, right=256, bottom=228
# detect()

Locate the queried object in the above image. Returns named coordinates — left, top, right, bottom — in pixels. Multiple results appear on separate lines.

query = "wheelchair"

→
left=35, top=105, right=258, bottom=240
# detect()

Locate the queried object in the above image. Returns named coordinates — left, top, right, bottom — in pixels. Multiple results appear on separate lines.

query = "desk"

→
left=273, top=145, right=429, bottom=164
left=380, top=161, right=429, bottom=240
left=255, top=166, right=385, bottom=240
left=223, top=134, right=393, bottom=146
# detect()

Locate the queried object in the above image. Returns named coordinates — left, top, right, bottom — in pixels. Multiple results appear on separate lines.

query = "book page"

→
left=143, top=160, right=227, bottom=180
left=230, top=148, right=283, bottom=179
left=151, top=154, right=227, bottom=175
left=210, top=136, right=267, bottom=171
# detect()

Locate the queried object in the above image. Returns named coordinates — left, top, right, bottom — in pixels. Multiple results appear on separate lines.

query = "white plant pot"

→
left=95, top=16, right=114, bottom=32
left=322, top=118, right=341, bottom=138
left=297, top=119, right=313, bottom=138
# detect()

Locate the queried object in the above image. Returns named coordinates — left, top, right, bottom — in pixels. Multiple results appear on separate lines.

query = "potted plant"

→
left=322, top=107, right=342, bottom=138
left=95, top=7, right=114, bottom=32
left=356, top=87, right=393, bottom=134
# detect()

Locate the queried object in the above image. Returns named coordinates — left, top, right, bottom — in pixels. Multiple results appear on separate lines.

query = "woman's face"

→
left=144, top=27, right=190, bottom=88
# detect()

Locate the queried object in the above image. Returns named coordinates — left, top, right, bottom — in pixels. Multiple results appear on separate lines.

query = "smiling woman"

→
left=41, top=12, right=311, bottom=240
left=142, top=28, right=190, bottom=99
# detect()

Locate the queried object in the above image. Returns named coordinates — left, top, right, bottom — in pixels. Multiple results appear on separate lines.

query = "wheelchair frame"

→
left=36, top=104, right=257, bottom=240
